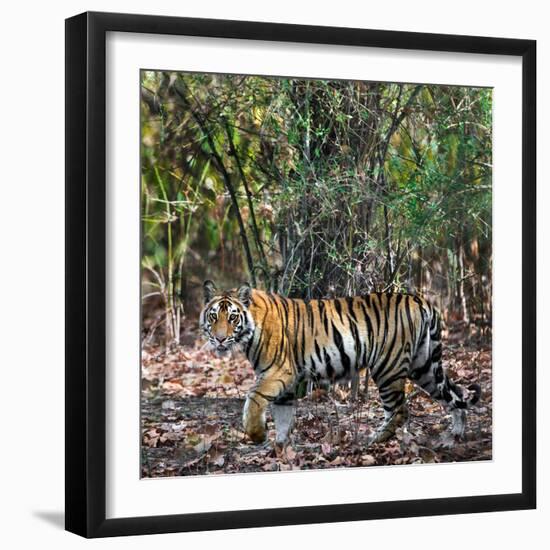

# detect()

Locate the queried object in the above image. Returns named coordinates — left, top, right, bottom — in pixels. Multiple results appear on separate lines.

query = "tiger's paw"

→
left=246, top=425, right=268, bottom=444
left=243, top=398, right=267, bottom=444
left=366, top=427, right=394, bottom=447
left=243, top=413, right=267, bottom=444
left=273, top=441, right=285, bottom=458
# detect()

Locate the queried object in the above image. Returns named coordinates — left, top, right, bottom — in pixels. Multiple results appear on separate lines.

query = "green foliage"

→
left=141, top=71, right=492, bottom=342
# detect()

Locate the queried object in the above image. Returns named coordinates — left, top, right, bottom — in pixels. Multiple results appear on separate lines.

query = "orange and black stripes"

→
left=199, top=282, right=481, bottom=445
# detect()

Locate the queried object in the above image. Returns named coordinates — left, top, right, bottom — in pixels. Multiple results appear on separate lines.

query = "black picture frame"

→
left=65, top=11, right=536, bottom=538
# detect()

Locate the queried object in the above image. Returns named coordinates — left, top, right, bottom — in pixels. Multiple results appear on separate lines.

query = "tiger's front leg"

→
left=243, top=364, right=295, bottom=445
left=272, top=391, right=296, bottom=447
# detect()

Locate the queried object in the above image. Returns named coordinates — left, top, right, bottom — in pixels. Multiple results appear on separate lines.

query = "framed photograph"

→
left=65, top=11, right=536, bottom=538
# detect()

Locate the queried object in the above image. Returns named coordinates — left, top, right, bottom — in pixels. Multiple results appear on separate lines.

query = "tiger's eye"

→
left=229, top=314, right=237, bottom=322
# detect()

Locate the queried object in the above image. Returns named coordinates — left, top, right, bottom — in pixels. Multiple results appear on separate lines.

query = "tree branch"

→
left=172, top=80, right=257, bottom=286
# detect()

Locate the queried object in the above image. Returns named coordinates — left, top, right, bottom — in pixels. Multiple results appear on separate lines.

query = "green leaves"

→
left=140, top=70, right=492, bottom=324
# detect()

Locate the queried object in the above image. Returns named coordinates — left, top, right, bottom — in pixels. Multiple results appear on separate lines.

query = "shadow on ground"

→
left=33, top=511, right=64, bottom=530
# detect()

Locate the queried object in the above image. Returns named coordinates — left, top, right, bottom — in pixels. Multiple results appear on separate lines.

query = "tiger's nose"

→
left=214, top=336, right=227, bottom=344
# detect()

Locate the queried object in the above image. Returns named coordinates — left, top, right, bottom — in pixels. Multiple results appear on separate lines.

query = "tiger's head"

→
left=199, top=280, right=255, bottom=357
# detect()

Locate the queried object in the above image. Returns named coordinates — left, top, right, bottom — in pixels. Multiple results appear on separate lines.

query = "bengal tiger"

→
left=199, top=280, right=480, bottom=447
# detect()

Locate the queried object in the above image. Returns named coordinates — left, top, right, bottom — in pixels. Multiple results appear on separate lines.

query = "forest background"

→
left=140, top=72, right=493, bottom=477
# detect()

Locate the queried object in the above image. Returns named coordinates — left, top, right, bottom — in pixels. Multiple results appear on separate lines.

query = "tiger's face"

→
left=199, top=280, right=255, bottom=357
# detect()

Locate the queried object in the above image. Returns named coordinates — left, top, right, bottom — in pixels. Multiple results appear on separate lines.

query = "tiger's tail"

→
left=412, top=307, right=481, bottom=437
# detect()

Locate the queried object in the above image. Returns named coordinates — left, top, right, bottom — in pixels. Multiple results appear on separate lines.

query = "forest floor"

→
left=141, top=324, right=492, bottom=478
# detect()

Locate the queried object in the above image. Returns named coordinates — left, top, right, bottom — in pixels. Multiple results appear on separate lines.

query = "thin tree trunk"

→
left=223, top=120, right=269, bottom=283
left=173, top=83, right=257, bottom=286
left=457, top=236, right=470, bottom=324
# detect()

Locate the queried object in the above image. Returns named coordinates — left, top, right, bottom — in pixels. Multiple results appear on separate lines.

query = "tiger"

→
left=199, top=280, right=481, bottom=448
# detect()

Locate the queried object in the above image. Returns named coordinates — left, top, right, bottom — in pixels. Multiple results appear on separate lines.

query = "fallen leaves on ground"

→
left=141, top=324, right=492, bottom=478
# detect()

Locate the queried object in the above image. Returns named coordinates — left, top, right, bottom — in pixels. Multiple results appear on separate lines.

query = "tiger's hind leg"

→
left=367, top=372, right=408, bottom=445
left=409, top=324, right=481, bottom=439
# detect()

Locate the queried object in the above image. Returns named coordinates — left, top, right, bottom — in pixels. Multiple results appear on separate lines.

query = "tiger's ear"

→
left=237, top=282, right=252, bottom=307
left=203, top=280, right=217, bottom=304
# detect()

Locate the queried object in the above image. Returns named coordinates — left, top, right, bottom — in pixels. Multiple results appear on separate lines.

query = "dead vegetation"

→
left=141, top=324, right=492, bottom=478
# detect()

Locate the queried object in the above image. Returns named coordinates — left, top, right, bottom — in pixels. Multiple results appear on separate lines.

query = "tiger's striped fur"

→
left=199, top=281, right=480, bottom=447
